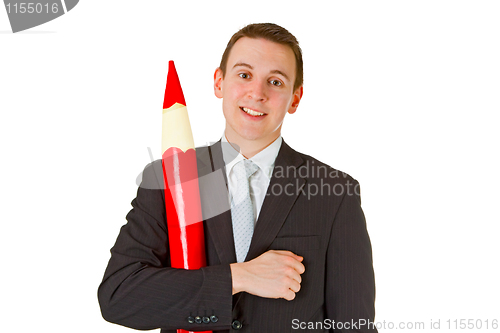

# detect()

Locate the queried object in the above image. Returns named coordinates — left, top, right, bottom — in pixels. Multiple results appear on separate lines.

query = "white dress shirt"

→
left=221, top=134, right=282, bottom=225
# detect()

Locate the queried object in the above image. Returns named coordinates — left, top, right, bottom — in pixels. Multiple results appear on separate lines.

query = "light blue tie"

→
left=231, top=160, right=259, bottom=263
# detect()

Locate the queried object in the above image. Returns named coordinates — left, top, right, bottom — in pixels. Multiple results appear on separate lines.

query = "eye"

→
left=239, top=73, right=250, bottom=79
left=270, top=79, right=283, bottom=87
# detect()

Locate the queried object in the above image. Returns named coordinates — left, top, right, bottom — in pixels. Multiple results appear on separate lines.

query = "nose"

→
left=247, top=79, right=267, bottom=101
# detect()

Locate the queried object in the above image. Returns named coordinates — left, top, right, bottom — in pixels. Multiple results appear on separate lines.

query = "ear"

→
left=214, top=67, right=224, bottom=99
left=287, top=86, right=303, bottom=114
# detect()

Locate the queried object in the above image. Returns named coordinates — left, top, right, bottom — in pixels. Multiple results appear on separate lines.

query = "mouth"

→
left=240, top=107, right=266, bottom=117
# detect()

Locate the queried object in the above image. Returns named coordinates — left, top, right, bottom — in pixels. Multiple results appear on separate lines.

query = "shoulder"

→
left=282, top=143, right=360, bottom=187
left=136, top=144, right=215, bottom=190
left=287, top=149, right=365, bottom=215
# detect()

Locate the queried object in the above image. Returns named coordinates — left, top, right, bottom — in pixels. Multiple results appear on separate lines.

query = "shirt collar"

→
left=221, top=133, right=282, bottom=180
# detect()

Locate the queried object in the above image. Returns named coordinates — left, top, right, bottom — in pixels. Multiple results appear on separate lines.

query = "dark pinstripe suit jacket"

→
left=98, top=140, right=377, bottom=332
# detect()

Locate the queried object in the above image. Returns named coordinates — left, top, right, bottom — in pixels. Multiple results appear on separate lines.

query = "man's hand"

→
left=230, top=250, right=305, bottom=301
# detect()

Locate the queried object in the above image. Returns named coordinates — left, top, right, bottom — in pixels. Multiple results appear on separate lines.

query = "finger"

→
left=293, top=261, right=305, bottom=274
left=283, top=255, right=305, bottom=275
left=284, top=289, right=296, bottom=301
left=272, top=250, right=303, bottom=261
left=287, top=269, right=302, bottom=285
left=288, top=279, right=301, bottom=293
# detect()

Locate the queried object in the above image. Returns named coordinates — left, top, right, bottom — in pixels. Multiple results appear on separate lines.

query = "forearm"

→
left=98, top=260, right=232, bottom=330
left=230, top=262, right=245, bottom=295
left=98, top=161, right=232, bottom=330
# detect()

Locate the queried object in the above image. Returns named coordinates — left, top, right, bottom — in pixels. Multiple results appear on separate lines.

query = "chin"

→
left=230, top=124, right=261, bottom=140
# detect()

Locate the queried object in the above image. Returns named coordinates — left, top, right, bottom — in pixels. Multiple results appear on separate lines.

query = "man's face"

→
left=214, top=37, right=303, bottom=147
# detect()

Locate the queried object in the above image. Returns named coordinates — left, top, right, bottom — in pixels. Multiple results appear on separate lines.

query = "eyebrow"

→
left=270, top=69, right=290, bottom=81
left=233, top=62, right=253, bottom=70
left=232, top=62, right=290, bottom=81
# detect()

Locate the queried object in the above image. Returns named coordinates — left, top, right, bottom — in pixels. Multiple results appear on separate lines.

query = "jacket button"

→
left=210, top=315, right=219, bottom=323
left=232, top=320, right=242, bottom=330
left=202, top=316, right=210, bottom=324
left=195, top=316, right=202, bottom=324
left=187, top=316, right=194, bottom=324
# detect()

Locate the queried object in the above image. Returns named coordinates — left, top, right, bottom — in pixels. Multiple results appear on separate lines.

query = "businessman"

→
left=99, top=23, right=377, bottom=332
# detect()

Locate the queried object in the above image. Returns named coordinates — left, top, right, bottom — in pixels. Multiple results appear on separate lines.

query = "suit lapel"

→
left=200, top=140, right=306, bottom=264
left=200, top=141, right=237, bottom=264
left=245, top=140, right=306, bottom=261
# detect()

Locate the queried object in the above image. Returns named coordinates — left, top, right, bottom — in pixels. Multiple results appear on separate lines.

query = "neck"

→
left=225, top=132, right=279, bottom=159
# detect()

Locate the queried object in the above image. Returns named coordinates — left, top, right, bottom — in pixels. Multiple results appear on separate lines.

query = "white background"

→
left=1, top=1, right=499, bottom=332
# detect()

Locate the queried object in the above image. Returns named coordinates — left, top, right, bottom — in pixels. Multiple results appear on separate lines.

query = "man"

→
left=99, top=23, right=377, bottom=332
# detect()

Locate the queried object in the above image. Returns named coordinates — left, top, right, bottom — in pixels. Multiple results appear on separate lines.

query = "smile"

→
left=241, top=107, right=266, bottom=116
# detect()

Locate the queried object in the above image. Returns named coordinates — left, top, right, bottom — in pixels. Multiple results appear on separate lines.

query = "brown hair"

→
left=219, top=23, right=303, bottom=91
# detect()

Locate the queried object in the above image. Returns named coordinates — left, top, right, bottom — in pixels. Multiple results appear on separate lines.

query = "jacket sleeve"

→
left=97, top=160, right=233, bottom=331
left=325, top=179, right=378, bottom=332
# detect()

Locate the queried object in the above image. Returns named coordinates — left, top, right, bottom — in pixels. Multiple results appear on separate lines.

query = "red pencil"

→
left=162, top=61, right=211, bottom=333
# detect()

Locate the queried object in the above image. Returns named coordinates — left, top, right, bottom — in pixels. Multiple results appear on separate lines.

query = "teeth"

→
left=242, top=107, right=264, bottom=116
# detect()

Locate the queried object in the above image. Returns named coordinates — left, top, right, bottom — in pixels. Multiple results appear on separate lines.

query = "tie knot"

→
left=234, top=159, right=259, bottom=180
left=244, top=159, right=259, bottom=178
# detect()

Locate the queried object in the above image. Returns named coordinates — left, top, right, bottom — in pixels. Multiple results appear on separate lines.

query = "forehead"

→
left=227, top=37, right=296, bottom=76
